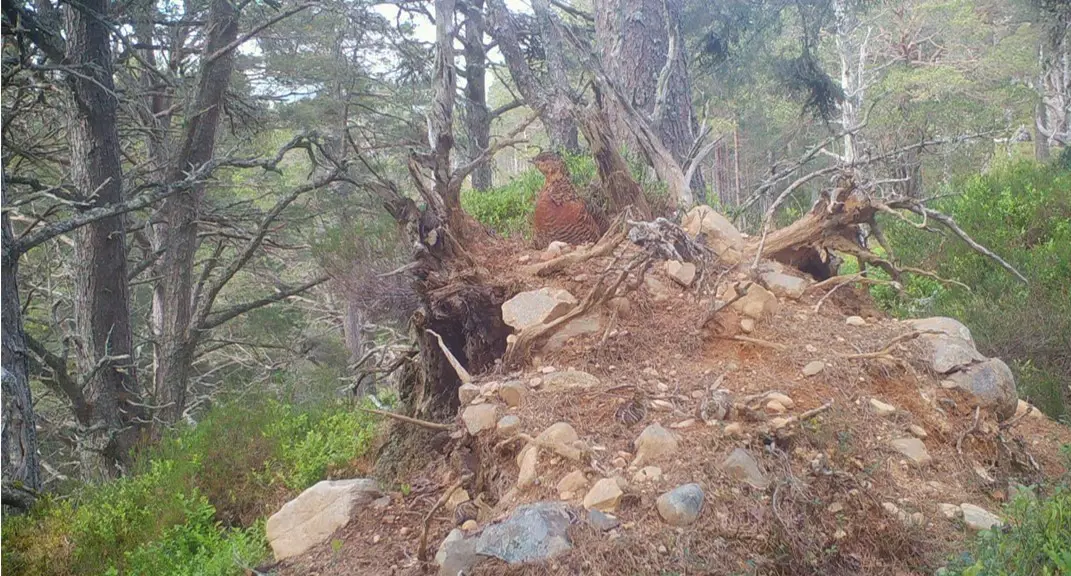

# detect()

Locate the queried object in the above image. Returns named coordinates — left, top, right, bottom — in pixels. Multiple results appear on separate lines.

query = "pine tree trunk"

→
left=463, top=0, right=493, bottom=190
left=152, top=0, right=239, bottom=427
left=65, top=0, right=143, bottom=479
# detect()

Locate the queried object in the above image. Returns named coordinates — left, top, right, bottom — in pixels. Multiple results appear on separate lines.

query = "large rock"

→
left=725, top=282, right=780, bottom=320
left=907, top=317, right=985, bottom=374
left=266, top=479, right=382, bottom=560
left=462, top=404, right=498, bottom=435
left=665, top=260, right=697, bottom=287
left=545, top=314, right=604, bottom=351
left=541, top=369, right=600, bottom=391
left=683, top=205, right=744, bottom=264
left=656, top=483, right=705, bottom=526
left=436, top=528, right=480, bottom=576
left=536, top=422, right=584, bottom=460
left=757, top=262, right=810, bottom=300
left=502, top=288, right=577, bottom=331
left=475, top=502, right=573, bottom=564
left=632, top=423, right=679, bottom=467
left=721, top=448, right=769, bottom=489
left=945, top=358, right=1018, bottom=420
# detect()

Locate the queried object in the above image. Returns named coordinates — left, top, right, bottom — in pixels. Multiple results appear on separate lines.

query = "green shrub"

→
left=870, top=160, right=1071, bottom=419
left=940, top=478, right=1071, bottom=576
left=2, top=396, right=385, bottom=576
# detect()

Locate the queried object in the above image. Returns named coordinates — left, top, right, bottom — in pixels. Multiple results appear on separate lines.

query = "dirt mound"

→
left=275, top=239, right=1070, bottom=576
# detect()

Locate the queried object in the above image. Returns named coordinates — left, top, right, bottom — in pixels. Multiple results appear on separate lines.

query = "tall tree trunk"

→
left=592, top=0, right=701, bottom=192
left=462, top=0, right=493, bottom=190
left=65, top=0, right=143, bottom=479
left=1, top=187, right=40, bottom=503
left=833, top=0, right=867, bottom=163
left=153, top=0, right=239, bottom=427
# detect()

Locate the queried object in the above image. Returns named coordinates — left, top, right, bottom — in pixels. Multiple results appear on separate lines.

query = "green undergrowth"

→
left=2, top=395, right=386, bottom=576
left=845, top=159, right=1071, bottom=420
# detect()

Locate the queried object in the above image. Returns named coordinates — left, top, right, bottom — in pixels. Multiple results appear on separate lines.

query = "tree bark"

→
left=462, top=0, right=493, bottom=190
left=593, top=0, right=702, bottom=192
left=152, top=0, right=239, bottom=427
left=486, top=0, right=579, bottom=152
left=1, top=187, right=40, bottom=502
left=65, top=0, right=144, bottom=479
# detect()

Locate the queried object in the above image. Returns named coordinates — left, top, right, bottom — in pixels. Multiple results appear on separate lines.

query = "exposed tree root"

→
left=523, top=215, right=628, bottom=277
left=357, top=407, right=454, bottom=431
left=418, top=480, right=463, bottom=563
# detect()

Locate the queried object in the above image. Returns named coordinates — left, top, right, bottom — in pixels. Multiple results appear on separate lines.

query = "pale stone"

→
left=517, top=446, right=540, bottom=488
left=632, top=423, right=679, bottom=467
left=961, top=504, right=1002, bottom=531
left=644, top=275, right=675, bottom=301
left=889, top=437, right=932, bottom=467
left=682, top=205, right=744, bottom=264
left=498, top=381, right=527, bottom=407
left=766, top=392, right=795, bottom=409
left=870, top=398, right=897, bottom=417
left=446, top=489, right=470, bottom=512
left=671, top=418, right=697, bottom=429
left=758, top=265, right=809, bottom=300
left=721, top=448, right=768, bottom=489
left=501, top=288, right=577, bottom=331
left=583, top=478, right=623, bottom=512
left=546, top=314, right=604, bottom=351
left=939, top=503, right=961, bottom=520
left=740, top=318, right=755, bottom=333
left=665, top=260, right=697, bottom=287
left=723, top=422, right=744, bottom=437
left=766, top=400, right=787, bottom=414
left=632, top=466, right=663, bottom=484
left=1015, top=399, right=1044, bottom=419
left=266, top=479, right=382, bottom=560
left=497, top=415, right=521, bottom=436
left=845, top=316, right=867, bottom=327
left=908, top=424, right=928, bottom=438
left=462, top=404, right=497, bottom=435
left=536, top=422, right=584, bottom=461
left=541, top=369, right=600, bottom=391
left=458, top=383, right=480, bottom=405
left=726, top=282, right=780, bottom=320
left=607, top=296, right=632, bottom=318
left=556, top=470, right=588, bottom=494
left=802, top=361, right=825, bottom=377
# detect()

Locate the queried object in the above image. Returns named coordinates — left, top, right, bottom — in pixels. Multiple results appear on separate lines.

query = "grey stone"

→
left=541, top=369, right=600, bottom=391
left=656, top=483, right=705, bottom=526
left=461, top=404, right=497, bottom=435
left=587, top=509, right=620, bottom=531
left=475, top=502, right=573, bottom=564
left=436, top=529, right=481, bottom=575
left=266, top=479, right=381, bottom=560
left=946, top=358, right=1018, bottom=420
left=906, top=317, right=976, bottom=346
left=501, top=288, right=577, bottom=331
left=545, top=314, right=604, bottom=351
left=497, top=415, right=521, bottom=436
left=682, top=205, right=744, bottom=264
left=961, top=503, right=1002, bottom=531
left=632, top=423, right=679, bottom=467
left=802, top=361, right=825, bottom=377
left=721, top=448, right=769, bottom=489
left=907, top=317, right=985, bottom=374
left=759, top=270, right=809, bottom=300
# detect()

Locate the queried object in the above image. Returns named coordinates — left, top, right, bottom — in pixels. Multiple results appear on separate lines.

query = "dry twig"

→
left=357, top=407, right=454, bottom=431
left=418, top=480, right=464, bottom=563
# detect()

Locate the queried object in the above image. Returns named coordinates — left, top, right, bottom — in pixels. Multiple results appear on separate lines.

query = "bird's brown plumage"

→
left=531, top=152, right=606, bottom=248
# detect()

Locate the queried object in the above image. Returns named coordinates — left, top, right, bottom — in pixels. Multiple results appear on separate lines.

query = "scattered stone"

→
left=682, top=205, right=744, bottom=264
left=758, top=264, right=809, bottom=300
left=475, top=502, right=573, bottom=564
left=665, top=260, right=697, bottom=287
left=517, top=254, right=532, bottom=264
left=458, top=384, right=480, bottom=405
left=644, top=275, right=675, bottom=301
left=845, top=316, right=867, bottom=327
left=766, top=400, right=787, bottom=414
left=461, top=520, right=478, bottom=531
left=869, top=398, right=897, bottom=417
left=827, top=501, right=844, bottom=514
left=766, top=392, right=795, bottom=409
left=498, top=381, right=527, bottom=407
left=726, top=282, right=780, bottom=320
left=721, top=448, right=769, bottom=489
left=557, top=470, right=589, bottom=495
left=906, top=316, right=976, bottom=345
left=945, top=358, right=1018, bottom=420
left=939, top=503, right=961, bottom=520
left=540, top=366, right=557, bottom=374
left=632, top=423, right=679, bottom=467
left=908, top=424, right=928, bottom=438
left=770, top=417, right=791, bottom=429
left=656, top=483, right=705, bottom=526
left=446, top=489, right=470, bottom=512
left=671, top=418, right=697, bottom=429
left=739, top=318, right=756, bottom=333
left=882, top=502, right=917, bottom=525
left=541, top=369, right=600, bottom=391
left=536, top=422, right=584, bottom=461
left=961, top=504, right=1002, bottom=531
left=546, top=314, right=604, bottom=351
left=587, top=509, right=620, bottom=531
left=632, top=466, right=663, bottom=484
left=723, top=422, right=744, bottom=437
left=1015, top=399, right=1044, bottom=419
left=372, top=534, right=381, bottom=544
left=802, top=361, right=825, bottom=377
left=528, top=377, right=543, bottom=389
left=583, top=478, right=623, bottom=512
left=462, top=404, right=498, bottom=435
left=544, top=241, right=569, bottom=258
left=517, top=446, right=540, bottom=488
left=479, top=381, right=500, bottom=396
left=501, top=288, right=577, bottom=331
left=889, top=437, right=932, bottom=467
left=650, top=399, right=675, bottom=412
left=497, top=415, right=521, bottom=436
left=371, top=495, right=390, bottom=509
left=833, top=529, right=847, bottom=540
left=266, top=478, right=382, bottom=560
left=805, top=344, right=817, bottom=353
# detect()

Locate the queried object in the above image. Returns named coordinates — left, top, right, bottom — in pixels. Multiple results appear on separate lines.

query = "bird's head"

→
left=530, top=151, right=567, bottom=177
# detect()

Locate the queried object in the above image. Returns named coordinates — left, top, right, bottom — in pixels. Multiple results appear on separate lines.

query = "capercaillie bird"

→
left=531, top=152, right=608, bottom=249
